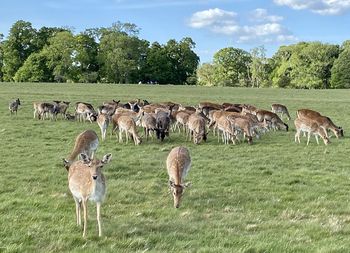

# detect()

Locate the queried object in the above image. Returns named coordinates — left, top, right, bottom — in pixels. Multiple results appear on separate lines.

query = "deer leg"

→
left=96, top=202, right=102, bottom=237
left=82, top=199, right=88, bottom=237
left=74, top=198, right=81, bottom=226
left=307, top=132, right=311, bottom=145
left=315, top=134, right=319, bottom=145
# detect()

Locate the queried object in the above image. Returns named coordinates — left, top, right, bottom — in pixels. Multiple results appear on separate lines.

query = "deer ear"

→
left=80, top=153, right=91, bottom=164
left=101, top=153, right=112, bottom=164
left=62, top=158, right=71, bottom=170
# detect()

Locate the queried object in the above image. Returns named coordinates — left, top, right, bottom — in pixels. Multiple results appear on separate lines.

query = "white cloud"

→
left=188, top=8, right=297, bottom=44
left=188, top=8, right=237, bottom=28
left=251, top=8, right=283, bottom=23
left=274, top=0, right=350, bottom=15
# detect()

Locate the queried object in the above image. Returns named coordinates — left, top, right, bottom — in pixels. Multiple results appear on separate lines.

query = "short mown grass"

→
left=1, top=83, right=350, bottom=252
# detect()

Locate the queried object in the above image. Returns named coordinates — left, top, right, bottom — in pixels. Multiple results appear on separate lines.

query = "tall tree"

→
left=14, top=51, right=52, bottom=82
left=196, top=63, right=218, bottom=86
left=42, top=31, right=76, bottom=82
left=213, top=47, right=251, bottom=86
left=249, top=46, right=270, bottom=87
left=74, top=33, right=99, bottom=83
left=98, top=31, right=148, bottom=83
left=330, top=48, right=350, bottom=88
left=2, top=20, right=37, bottom=81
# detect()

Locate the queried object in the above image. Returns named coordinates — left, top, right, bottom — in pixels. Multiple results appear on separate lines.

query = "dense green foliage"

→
left=1, top=83, right=350, bottom=252
left=0, top=20, right=199, bottom=84
left=1, top=20, right=350, bottom=88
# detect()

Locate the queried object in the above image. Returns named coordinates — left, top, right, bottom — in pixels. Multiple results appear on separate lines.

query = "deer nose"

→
left=92, top=175, right=98, bottom=180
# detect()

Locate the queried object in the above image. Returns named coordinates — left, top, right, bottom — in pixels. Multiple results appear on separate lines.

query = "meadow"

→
left=1, top=82, right=350, bottom=253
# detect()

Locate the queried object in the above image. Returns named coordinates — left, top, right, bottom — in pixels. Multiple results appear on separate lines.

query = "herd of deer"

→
left=8, top=97, right=344, bottom=237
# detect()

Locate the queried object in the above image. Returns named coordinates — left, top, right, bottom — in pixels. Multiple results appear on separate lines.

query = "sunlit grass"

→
left=1, top=82, right=350, bottom=252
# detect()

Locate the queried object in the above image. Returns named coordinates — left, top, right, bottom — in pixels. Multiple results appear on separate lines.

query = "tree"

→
left=249, top=46, right=270, bottom=87
left=74, top=33, right=99, bottom=83
left=42, top=31, right=77, bottom=82
left=2, top=20, right=37, bottom=81
left=98, top=31, right=148, bottom=83
left=196, top=63, right=217, bottom=86
left=330, top=49, right=350, bottom=88
left=213, top=47, right=251, bottom=86
left=14, top=52, right=52, bottom=82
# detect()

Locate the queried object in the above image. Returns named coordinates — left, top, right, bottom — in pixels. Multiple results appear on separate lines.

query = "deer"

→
left=216, top=115, right=237, bottom=144
left=75, top=102, right=97, bottom=123
left=187, top=113, right=207, bottom=144
left=117, top=115, right=142, bottom=145
left=136, top=110, right=156, bottom=140
left=227, top=116, right=254, bottom=144
left=62, top=130, right=99, bottom=170
left=166, top=146, right=191, bottom=208
left=155, top=110, right=171, bottom=141
left=97, top=113, right=109, bottom=141
left=297, top=109, right=343, bottom=139
left=34, top=102, right=59, bottom=120
left=294, top=118, right=330, bottom=145
left=271, top=103, right=291, bottom=121
left=66, top=153, right=112, bottom=237
left=256, top=110, right=288, bottom=131
left=9, top=98, right=21, bottom=115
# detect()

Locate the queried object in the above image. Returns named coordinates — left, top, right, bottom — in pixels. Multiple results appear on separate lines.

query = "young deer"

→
left=9, top=98, right=21, bottom=115
left=166, top=147, right=191, bottom=208
left=97, top=113, right=109, bottom=141
left=117, top=115, right=142, bottom=145
left=271, top=103, right=291, bottom=121
left=66, top=153, right=112, bottom=237
left=294, top=118, right=330, bottom=145
left=63, top=130, right=99, bottom=170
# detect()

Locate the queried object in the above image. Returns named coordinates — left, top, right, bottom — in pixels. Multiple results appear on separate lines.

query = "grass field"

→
left=1, top=82, right=350, bottom=253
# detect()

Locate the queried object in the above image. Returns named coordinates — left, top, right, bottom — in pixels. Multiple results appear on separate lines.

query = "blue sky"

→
left=1, top=0, right=350, bottom=63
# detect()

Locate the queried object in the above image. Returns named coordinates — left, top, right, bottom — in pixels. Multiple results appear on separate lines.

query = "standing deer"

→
left=271, top=104, right=291, bottom=120
left=9, top=98, right=21, bottom=115
left=63, top=130, right=99, bottom=170
left=117, top=115, right=142, bottom=145
left=66, top=153, right=112, bottom=237
left=97, top=113, right=109, bottom=141
left=166, top=147, right=191, bottom=208
left=294, top=118, right=330, bottom=145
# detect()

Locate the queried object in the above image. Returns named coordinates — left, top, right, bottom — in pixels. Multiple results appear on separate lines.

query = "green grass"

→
left=1, top=82, right=350, bottom=252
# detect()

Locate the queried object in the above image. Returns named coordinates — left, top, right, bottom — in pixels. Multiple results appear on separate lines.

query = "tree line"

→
left=0, top=20, right=199, bottom=84
left=1, top=20, right=350, bottom=88
left=198, top=42, right=350, bottom=89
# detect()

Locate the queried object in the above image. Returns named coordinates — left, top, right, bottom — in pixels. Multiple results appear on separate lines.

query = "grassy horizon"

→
left=1, top=82, right=350, bottom=252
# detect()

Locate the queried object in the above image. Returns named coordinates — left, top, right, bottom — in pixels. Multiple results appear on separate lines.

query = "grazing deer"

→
left=63, top=130, right=99, bottom=170
left=166, top=147, right=191, bottom=208
left=117, top=115, right=142, bottom=145
left=9, top=98, right=21, bottom=115
left=66, top=153, right=112, bottom=237
left=227, top=116, right=253, bottom=144
left=136, top=110, right=156, bottom=140
left=97, top=113, right=109, bottom=141
left=216, top=116, right=237, bottom=144
left=34, top=102, right=59, bottom=120
left=294, top=118, right=330, bottom=145
left=75, top=102, right=97, bottom=123
left=58, top=101, right=70, bottom=119
left=256, top=110, right=288, bottom=131
left=297, top=109, right=343, bottom=138
left=271, top=103, right=291, bottom=120
left=187, top=113, right=207, bottom=144
left=155, top=111, right=171, bottom=141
